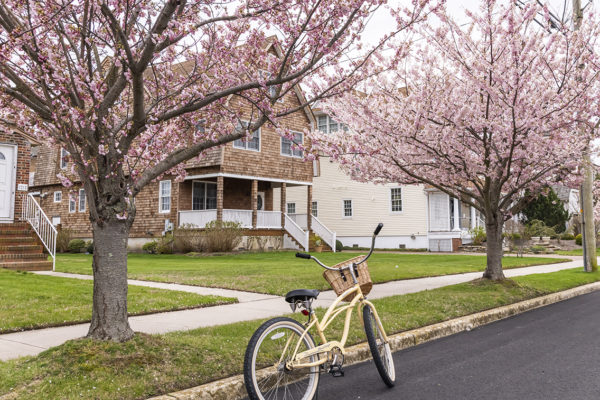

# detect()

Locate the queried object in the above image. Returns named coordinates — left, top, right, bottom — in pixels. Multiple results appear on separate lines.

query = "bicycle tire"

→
left=244, top=317, right=320, bottom=400
left=363, top=305, right=396, bottom=387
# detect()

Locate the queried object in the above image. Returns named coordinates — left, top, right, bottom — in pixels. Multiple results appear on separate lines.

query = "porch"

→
left=177, top=174, right=336, bottom=251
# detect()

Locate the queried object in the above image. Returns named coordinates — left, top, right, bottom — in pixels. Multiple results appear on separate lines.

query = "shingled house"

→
left=29, top=70, right=337, bottom=252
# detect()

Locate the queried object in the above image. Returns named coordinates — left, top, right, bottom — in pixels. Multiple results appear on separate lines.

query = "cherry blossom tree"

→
left=0, top=0, right=436, bottom=341
left=311, top=0, right=600, bottom=280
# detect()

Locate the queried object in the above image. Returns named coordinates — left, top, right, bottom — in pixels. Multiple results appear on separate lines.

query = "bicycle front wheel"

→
left=363, top=305, right=396, bottom=387
left=244, top=317, right=320, bottom=400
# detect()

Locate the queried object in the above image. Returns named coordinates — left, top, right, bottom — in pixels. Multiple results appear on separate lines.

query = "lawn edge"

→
left=148, top=279, right=600, bottom=400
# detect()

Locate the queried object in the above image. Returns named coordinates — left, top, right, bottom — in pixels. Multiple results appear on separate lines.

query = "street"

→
left=313, top=290, right=600, bottom=400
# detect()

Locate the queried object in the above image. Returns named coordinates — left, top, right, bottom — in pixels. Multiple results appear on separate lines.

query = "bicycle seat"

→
left=285, top=289, right=320, bottom=303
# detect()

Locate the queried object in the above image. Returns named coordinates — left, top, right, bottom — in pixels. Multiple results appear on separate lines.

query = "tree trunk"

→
left=483, top=212, right=506, bottom=281
left=87, top=219, right=134, bottom=341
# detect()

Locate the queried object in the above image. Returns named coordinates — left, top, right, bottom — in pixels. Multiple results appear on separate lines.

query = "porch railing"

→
left=257, top=211, right=281, bottom=228
left=22, top=193, right=57, bottom=271
left=288, top=213, right=308, bottom=230
left=179, top=210, right=217, bottom=228
left=284, top=213, right=309, bottom=251
left=223, top=209, right=253, bottom=228
left=311, top=215, right=336, bottom=253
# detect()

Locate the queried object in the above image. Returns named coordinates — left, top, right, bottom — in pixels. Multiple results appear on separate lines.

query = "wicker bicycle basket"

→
left=323, top=255, right=373, bottom=301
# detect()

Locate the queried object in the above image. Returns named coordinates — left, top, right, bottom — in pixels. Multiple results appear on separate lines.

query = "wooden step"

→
left=0, top=244, right=44, bottom=254
left=0, top=260, right=52, bottom=271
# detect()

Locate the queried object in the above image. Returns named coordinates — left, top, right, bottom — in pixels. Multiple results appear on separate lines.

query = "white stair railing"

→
left=311, top=215, right=337, bottom=253
left=22, top=193, right=57, bottom=271
left=284, top=213, right=309, bottom=251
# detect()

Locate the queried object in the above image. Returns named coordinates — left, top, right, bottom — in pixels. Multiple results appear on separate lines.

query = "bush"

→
left=85, top=240, right=94, bottom=254
left=68, top=239, right=86, bottom=253
left=524, top=219, right=556, bottom=239
left=336, top=240, right=343, bottom=252
left=174, top=224, right=204, bottom=253
left=203, top=220, right=243, bottom=252
left=469, top=226, right=486, bottom=245
left=530, top=245, right=546, bottom=254
left=156, top=233, right=174, bottom=254
left=561, top=233, right=575, bottom=240
left=142, top=241, right=158, bottom=254
left=510, top=233, right=522, bottom=240
left=56, top=228, right=74, bottom=253
left=575, top=234, right=583, bottom=246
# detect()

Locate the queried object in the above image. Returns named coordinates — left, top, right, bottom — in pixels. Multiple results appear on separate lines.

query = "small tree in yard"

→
left=0, top=0, right=436, bottom=341
left=520, top=188, right=570, bottom=233
left=311, top=1, right=600, bottom=280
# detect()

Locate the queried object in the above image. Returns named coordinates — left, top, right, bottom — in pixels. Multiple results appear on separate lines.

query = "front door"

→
left=257, top=191, right=265, bottom=211
left=0, top=145, right=15, bottom=221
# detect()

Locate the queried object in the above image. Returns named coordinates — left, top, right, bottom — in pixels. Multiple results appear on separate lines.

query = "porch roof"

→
left=183, top=172, right=312, bottom=187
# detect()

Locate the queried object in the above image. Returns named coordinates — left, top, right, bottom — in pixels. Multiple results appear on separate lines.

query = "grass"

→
left=554, top=248, right=597, bottom=256
left=55, top=252, right=567, bottom=295
left=0, top=267, right=597, bottom=400
left=0, top=268, right=236, bottom=333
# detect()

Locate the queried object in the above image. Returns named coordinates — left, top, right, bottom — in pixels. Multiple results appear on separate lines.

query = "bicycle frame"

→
left=283, top=283, right=389, bottom=370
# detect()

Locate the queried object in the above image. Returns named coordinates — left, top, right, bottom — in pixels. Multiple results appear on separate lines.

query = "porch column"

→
left=251, top=179, right=258, bottom=228
left=307, top=185, right=313, bottom=231
left=280, top=183, right=286, bottom=228
left=470, top=205, right=477, bottom=229
left=453, top=197, right=460, bottom=231
left=217, top=176, right=224, bottom=222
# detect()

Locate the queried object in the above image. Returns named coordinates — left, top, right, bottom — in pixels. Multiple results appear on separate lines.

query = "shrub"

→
left=142, top=241, right=158, bottom=254
left=85, top=240, right=94, bottom=254
left=530, top=245, right=546, bottom=254
left=174, top=224, right=204, bottom=253
left=203, top=220, right=243, bottom=252
left=510, top=233, right=522, bottom=240
left=524, top=219, right=556, bottom=239
left=336, top=240, right=343, bottom=252
left=313, top=235, right=322, bottom=247
left=575, top=234, right=583, bottom=246
left=156, top=233, right=174, bottom=254
left=561, top=233, right=575, bottom=240
left=68, top=239, right=86, bottom=253
left=469, top=226, right=486, bottom=245
left=56, top=228, right=74, bottom=253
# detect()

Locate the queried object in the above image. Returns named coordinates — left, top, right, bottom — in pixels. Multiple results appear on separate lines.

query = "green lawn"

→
left=55, top=252, right=567, bottom=295
left=555, top=248, right=595, bottom=256
left=0, top=269, right=235, bottom=333
left=0, top=267, right=596, bottom=400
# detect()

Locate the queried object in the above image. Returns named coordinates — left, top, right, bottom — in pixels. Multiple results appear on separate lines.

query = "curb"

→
left=149, top=280, right=600, bottom=400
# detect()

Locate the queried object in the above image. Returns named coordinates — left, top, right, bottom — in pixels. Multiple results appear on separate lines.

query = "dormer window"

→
left=60, top=148, right=69, bottom=169
left=317, top=115, right=348, bottom=134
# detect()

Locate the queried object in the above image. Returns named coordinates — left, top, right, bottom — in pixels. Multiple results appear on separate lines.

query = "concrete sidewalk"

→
left=0, top=257, right=582, bottom=361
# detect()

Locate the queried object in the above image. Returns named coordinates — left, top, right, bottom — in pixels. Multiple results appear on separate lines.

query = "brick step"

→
left=0, top=253, right=47, bottom=261
left=0, top=244, right=44, bottom=254
left=0, top=229, right=33, bottom=236
left=0, top=222, right=29, bottom=228
left=0, top=260, right=52, bottom=271
left=0, top=236, right=36, bottom=244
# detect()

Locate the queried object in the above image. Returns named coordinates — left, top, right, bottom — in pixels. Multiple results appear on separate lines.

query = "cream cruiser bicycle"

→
left=244, top=223, right=395, bottom=400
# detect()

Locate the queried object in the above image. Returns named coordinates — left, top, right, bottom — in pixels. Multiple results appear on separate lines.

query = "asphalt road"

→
left=313, top=290, right=600, bottom=400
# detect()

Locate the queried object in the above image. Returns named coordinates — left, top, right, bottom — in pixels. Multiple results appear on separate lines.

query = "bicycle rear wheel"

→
left=363, top=305, right=395, bottom=387
left=244, top=317, right=320, bottom=400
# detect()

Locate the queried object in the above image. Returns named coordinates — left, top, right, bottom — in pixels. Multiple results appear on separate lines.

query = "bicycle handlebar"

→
left=296, top=223, right=383, bottom=270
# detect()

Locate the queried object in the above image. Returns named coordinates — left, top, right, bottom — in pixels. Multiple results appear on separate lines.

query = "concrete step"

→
left=0, top=244, right=44, bottom=254
left=0, top=260, right=52, bottom=271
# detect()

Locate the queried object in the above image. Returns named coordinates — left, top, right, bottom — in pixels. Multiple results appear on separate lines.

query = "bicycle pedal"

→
left=328, top=364, right=344, bottom=377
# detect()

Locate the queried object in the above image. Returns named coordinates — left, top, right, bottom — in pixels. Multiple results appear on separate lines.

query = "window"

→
left=311, top=201, right=318, bottom=217
left=287, top=202, right=296, bottom=214
left=29, top=172, right=35, bottom=186
left=317, top=115, right=348, bottom=134
left=0, top=152, right=4, bottom=160
left=259, top=70, right=283, bottom=103
left=78, top=189, right=86, bottom=212
left=281, top=131, right=303, bottom=158
left=390, top=188, right=402, bottom=213
left=233, top=121, right=260, bottom=151
left=192, top=181, right=217, bottom=210
left=69, top=194, right=76, bottom=213
left=60, top=148, right=69, bottom=169
left=54, top=191, right=62, bottom=203
left=159, top=180, right=171, bottom=213
left=343, top=199, right=352, bottom=218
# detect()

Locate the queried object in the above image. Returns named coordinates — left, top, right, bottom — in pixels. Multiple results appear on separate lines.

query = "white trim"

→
left=159, top=180, right=172, bottom=213
left=342, top=199, right=353, bottom=219
left=0, top=143, right=17, bottom=222
left=389, top=186, right=403, bottom=214
left=280, top=131, right=304, bottom=158
left=78, top=188, right=86, bottom=212
left=183, top=172, right=312, bottom=186
left=53, top=191, right=62, bottom=203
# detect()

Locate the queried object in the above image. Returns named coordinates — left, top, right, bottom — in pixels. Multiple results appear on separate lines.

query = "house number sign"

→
left=17, top=184, right=28, bottom=191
